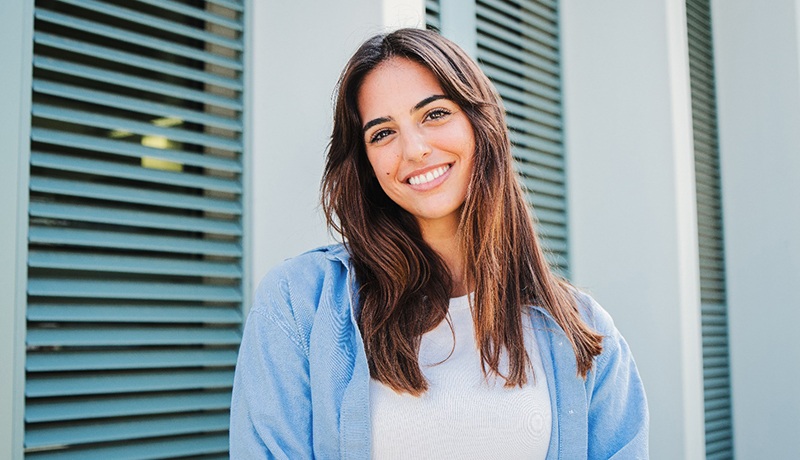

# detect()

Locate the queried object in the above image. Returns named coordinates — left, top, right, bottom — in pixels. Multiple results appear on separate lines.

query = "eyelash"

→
left=425, top=108, right=452, bottom=121
left=369, top=129, right=393, bottom=144
left=367, top=108, right=453, bottom=144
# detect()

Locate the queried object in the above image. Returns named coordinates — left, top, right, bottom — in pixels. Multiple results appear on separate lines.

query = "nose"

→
left=400, top=126, right=431, bottom=162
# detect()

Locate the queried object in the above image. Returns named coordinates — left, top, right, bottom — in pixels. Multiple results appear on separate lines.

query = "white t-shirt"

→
left=369, top=294, right=552, bottom=459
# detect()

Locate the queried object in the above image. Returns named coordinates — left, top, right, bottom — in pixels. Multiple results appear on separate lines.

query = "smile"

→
left=408, top=164, right=451, bottom=185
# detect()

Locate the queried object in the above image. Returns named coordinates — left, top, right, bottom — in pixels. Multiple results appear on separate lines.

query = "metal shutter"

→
left=687, top=1, right=734, bottom=458
left=475, top=0, right=568, bottom=276
left=25, top=0, right=244, bottom=458
left=425, top=0, right=441, bottom=32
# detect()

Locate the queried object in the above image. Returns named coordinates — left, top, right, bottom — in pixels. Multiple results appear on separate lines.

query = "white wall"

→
left=712, top=0, right=800, bottom=457
left=560, top=1, right=706, bottom=458
left=248, top=0, right=425, bottom=300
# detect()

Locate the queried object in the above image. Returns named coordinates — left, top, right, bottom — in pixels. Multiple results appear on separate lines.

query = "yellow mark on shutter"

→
left=141, top=135, right=183, bottom=171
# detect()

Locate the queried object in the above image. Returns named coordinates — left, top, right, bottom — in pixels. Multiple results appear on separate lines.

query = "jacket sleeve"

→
left=229, top=273, right=313, bottom=460
left=584, top=297, right=650, bottom=459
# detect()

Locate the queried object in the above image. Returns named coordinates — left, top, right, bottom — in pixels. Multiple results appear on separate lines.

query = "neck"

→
left=418, top=216, right=468, bottom=297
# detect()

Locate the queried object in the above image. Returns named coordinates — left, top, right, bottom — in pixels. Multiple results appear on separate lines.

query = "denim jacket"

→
left=230, top=244, right=649, bottom=459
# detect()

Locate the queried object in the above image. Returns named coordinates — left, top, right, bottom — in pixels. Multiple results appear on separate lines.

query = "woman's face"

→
left=357, top=57, right=476, bottom=234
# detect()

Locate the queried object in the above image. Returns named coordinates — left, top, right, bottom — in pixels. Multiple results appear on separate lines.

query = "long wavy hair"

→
left=322, top=28, right=603, bottom=395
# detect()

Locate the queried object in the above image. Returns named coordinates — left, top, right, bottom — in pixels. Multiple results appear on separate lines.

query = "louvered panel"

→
left=425, top=0, right=440, bottom=31
left=25, top=433, right=229, bottom=460
left=27, top=304, right=242, bottom=324
left=30, top=177, right=242, bottom=213
left=28, top=349, right=239, bottom=372
left=35, top=9, right=241, bottom=70
left=29, top=251, right=242, bottom=277
left=27, top=370, right=234, bottom=398
left=687, top=1, right=734, bottom=457
left=32, top=105, right=242, bottom=150
left=34, top=57, right=243, bottom=110
left=31, top=129, right=242, bottom=171
left=60, top=0, right=242, bottom=50
left=28, top=326, right=241, bottom=346
left=33, top=80, right=242, bottom=131
left=34, top=33, right=241, bottom=90
left=26, top=0, right=244, bottom=457
left=27, top=412, right=230, bottom=449
left=28, top=227, right=242, bottom=256
left=31, top=152, right=242, bottom=193
left=476, top=0, right=568, bottom=275
left=28, top=279, right=241, bottom=302
left=31, top=152, right=241, bottom=192
left=26, top=390, right=233, bottom=423
left=29, top=202, right=242, bottom=235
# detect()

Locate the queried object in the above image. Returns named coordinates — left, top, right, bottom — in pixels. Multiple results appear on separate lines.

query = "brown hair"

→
left=322, top=28, right=603, bottom=395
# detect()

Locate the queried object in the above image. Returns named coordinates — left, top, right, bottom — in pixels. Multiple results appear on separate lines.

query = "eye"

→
left=368, top=128, right=393, bottom=144
left=425, top=108, right=452, bottom=121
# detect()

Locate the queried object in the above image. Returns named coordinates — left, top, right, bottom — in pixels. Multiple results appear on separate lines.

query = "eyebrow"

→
left=361, top=94, right=449, bottom=133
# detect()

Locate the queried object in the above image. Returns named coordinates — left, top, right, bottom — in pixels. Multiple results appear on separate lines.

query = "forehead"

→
left=357, top=57, right=445, bottom=118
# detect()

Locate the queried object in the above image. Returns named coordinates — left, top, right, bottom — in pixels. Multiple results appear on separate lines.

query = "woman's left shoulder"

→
left=571, top=289, right=620, bottom=338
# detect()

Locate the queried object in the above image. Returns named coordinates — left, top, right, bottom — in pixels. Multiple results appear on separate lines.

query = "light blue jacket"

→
left=230, top=244, right=649, bottom=459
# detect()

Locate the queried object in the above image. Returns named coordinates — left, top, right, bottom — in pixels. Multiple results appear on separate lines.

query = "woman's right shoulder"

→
left=250, top=243, right=352, bottom=323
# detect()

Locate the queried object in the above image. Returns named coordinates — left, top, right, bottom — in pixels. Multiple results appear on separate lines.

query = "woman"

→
left=231, top=28, right=648, bottom=459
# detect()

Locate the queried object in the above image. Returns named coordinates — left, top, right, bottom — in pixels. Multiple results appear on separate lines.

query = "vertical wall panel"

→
left=687, top=0, right=734, bottom=458
left=25, top=0, right=245, bottom=457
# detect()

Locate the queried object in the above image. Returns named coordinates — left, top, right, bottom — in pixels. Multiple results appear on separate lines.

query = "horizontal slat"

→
left=505, top=110, right=562, bottom=142
left=482, top=63, right=560, bottom=103
left=25, top=433, right=229, bottom=460
left=27, top=304, right=241, bottom=324
left=31, top=152, right=240, bottom=194
left=29, top=202, right=242, bottom=236
left=61, top=0, right=242, bottom=50
left=29, top=227, right=241, bottom=256
left=26, top=390, right=232, bottom=423
left=28, top=279, right=241, bottom=302
left=207, top=0, right=244, bottom=12
left=30, top=177, right=241, bottom=214
left=510, top=136, right=562, bottom=162
left=137, top=0, right=242, bottom=31
left=477, top=2, right=558, bottom=47
left=33, top=80, right=242, bottom=131
left=26, top=412, right=229, bottom=449
left=491, top=78, right=561, bottom=116
left=27, top=326, right=240, bottom=347
left=26, top=370, right=234, bottom=397
left=35, top=9, right=242, bottom=70
left=34, top=56, right=242, bottom=111
left=503, top=96, right=562, bottom=130
left=478, top=47, right=559, bottom=88
left=477, top=16, right=559, bottom=64
left=479, top=0, right=558, bottom=31
left=27, top=349, right=238, bottom=372
left=31, top=128, right=241, bottom=172
left=35, top=32, right=242, bottom=91
left=32, top=104, right=242, bottom=152
left=29, top=227, right=242, bottom=257
left=29, top=251, right=241, bottom=278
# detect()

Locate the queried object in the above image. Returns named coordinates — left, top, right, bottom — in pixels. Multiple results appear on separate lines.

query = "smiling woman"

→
left=230, top=28, right=649, bottom=459
left=358, top=58, right=475, bottom=269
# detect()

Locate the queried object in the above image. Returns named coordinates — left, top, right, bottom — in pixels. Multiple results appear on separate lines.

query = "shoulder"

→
left=250, top=244, right=351, bottom=340
left=571, top=289, right=619, bottom=339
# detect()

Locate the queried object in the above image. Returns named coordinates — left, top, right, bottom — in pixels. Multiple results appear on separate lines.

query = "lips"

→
left=407, top=164, right=451, bottom=185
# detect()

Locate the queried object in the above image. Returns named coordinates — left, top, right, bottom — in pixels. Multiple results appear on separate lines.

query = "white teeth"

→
left=409, top=165, right=450, bottom=186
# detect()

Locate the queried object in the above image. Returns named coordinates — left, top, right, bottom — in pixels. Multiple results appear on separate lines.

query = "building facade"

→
left=1, top=0, right=798, bottom=458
